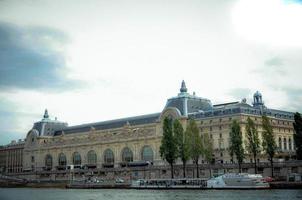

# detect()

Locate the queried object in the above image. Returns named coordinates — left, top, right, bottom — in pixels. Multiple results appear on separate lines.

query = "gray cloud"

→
left=0, top=99, right=39, bottom=145
left=264, top=56, right=283, bottom=67
left=278, top=87, right=302, bottom=113
left=0, top=22, right=82, bottom=91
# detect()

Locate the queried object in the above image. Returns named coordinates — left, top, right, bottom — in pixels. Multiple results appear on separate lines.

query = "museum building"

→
left=20, top=81, right=296, bottom=173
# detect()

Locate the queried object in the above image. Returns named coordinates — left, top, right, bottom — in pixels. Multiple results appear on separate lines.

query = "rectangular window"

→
left=31, top=156, right=35, bottom=163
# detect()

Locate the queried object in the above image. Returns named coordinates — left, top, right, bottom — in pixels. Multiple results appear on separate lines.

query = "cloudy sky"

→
left=0, top=0, right=302, bottom=145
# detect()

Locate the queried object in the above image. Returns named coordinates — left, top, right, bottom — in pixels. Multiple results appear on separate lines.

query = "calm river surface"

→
left=0, top=188, right=302, bottom=200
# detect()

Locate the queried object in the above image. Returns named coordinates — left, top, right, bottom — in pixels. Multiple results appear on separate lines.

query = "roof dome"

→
left=254, top=91, right=262, bottom=97
left=164, top=81, right=213, bottom=116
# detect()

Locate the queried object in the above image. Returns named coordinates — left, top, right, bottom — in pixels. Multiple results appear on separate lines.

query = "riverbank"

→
left=1, top=181, right=302, bottom=189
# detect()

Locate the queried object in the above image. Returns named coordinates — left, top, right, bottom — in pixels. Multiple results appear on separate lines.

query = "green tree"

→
left=159, top=117, right=178, bottom=179
left=203, top=132, right=214, bottom=177
left=187, top=119, right=203, bottom=178
left=293, top=112, right=302, bottom=160
left=245, top=117, right=261, bottom=174
left=262, top=115, right=277, bottom=177
left=174, top=119, right=190, bottom=178
left=229, top=120, right=245, bottom=173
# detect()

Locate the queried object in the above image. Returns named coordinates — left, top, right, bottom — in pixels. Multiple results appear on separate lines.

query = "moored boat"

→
left=206, top=173, right=270, bottom=189
left=131, top=178, right=207, bottom=189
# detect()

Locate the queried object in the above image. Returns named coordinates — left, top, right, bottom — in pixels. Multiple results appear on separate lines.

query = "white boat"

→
left=131, top=178, right=207, bottom=189
left=206, top=173, right=270, bottom=189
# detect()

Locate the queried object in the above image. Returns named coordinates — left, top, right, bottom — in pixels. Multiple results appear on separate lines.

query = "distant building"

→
left=20, top=81, right=295, bottom=175
left=0, top=140, right=25, bottom=173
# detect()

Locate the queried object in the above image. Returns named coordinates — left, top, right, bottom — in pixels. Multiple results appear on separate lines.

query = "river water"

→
left=0, top=188, right=301, bottom=200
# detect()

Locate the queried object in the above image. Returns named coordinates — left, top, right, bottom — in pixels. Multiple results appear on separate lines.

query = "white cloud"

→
left=0, top=0, right=302, bottom=144
left=231, top=0, right=302, bottom=47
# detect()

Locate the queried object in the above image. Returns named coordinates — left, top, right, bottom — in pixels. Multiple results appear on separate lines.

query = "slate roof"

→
left=54, top=113, right=160, bottom=136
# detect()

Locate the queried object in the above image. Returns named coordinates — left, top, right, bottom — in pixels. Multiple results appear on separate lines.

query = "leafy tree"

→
left=203, top=132, right=214, bottom=177
left=294, top=112, right=302, bottom=160
left=229, top=120, right=245, bottom=173
left=245, top=117, right=261, bottom=174
left=262, top=115, right=277, bottom=177
left=187, top=119, right=203, bottom=178
left=174, top=119, right=190, bottom=178
left=160, top=117, right=178, bottom=178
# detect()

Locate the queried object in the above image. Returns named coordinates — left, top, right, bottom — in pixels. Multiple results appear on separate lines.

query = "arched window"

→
left=73, top=152, right=81, bottom=165
left=121, top=147, right=133, bottom=162
left=58, top=153, right=67, bottom=166
left=141, top=146, right=154, bottom=162
left=87, top=150, right=97, bottom=165
left=283, top=138, right=287, bottom=150
left=279, top=137, right=282, bottom=149
left=45, top=154, right=52, bottom=169
left=289, top=138, right=292, bottom=150
left=104, top=149, right=114, bottom=164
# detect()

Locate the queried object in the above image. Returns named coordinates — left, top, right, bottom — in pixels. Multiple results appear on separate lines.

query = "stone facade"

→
left=1, top=81, right=297, bottom=178
left=0, top=140, right=24, bottom=173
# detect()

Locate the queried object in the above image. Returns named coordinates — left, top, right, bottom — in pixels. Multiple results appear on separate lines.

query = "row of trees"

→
left=159, top=117, right=213, bottom=178
left=229, top=112, right=302, bottom=177
left=160, top=112, right=302, bottom=179
left=229, top=115, right=276, bottom=177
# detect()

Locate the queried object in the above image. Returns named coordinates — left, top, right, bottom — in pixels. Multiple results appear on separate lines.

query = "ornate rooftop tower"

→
left=43, top=109, right=49, bottom=119
left=180, top=80, right=188, bottom=93
left=253, top=91, right=265, bottom=108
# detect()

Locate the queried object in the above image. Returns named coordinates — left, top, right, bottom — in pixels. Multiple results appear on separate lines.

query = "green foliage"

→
left=293, top=112, right=302, bottom=160
left=187, top=119, right=203, bottom=178
left=187, top=119, right=203, bottom=164
left=262, top=115, right=277, bottom=177
left=174, top=119, right=190, bottom=177
left=203, top=132, right=213, bottom=164
left=159, top=117, right=178, bottom=166
left=245, top=117, right=261, bottom=173
left=262, top=115, right=277, bottom=161
left=229, top=120, right=245, bottom=171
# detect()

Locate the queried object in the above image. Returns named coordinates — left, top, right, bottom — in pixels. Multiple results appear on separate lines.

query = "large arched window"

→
left=121, top=147, right=133, bottom=162
left=58, top=153, right=67, bottom=166
left=73, top=152, right=81, bottom=165
left=141, top=146, right=154, bottom=162
left=45, top=154, right=52, bottom=169
left=289, top=138, right=292, bottom=150
left=104, top=149, right=114, bottom=164
left=87, top=150, right=97, bottom=165
left=283, top=138, right=287, bottom=150
left=279, top=137, right=282, bottom=149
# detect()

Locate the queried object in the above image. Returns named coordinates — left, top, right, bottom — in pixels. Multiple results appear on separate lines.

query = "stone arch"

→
left=72, top=152, right=81, bottom=165
left=159, top=107, right=182, bottom=122
left=121, top=147, right=133, bottom=162
left=141, top=145, right=154, bottom=162
left=58, top=153, right=67, bottom=166
left=103, top=149, right=114, bottom=164
left=87, top=150, right=97, bottom=165
left=45, top=154, right=52, bottom=169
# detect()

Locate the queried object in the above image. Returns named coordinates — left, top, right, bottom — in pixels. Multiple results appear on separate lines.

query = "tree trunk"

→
left=209, top=165, right=212, bottom=178
left=196, top=160, right=200, bottom=178
left=170, top=163, right=174, bottom=179
left=270, top=158, right=274, bottom=178
left=182, top=161, right=186, bottom=178
left=254, top=154, right=257, bottom=174
left=238, top=162, right=241, bottom=173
